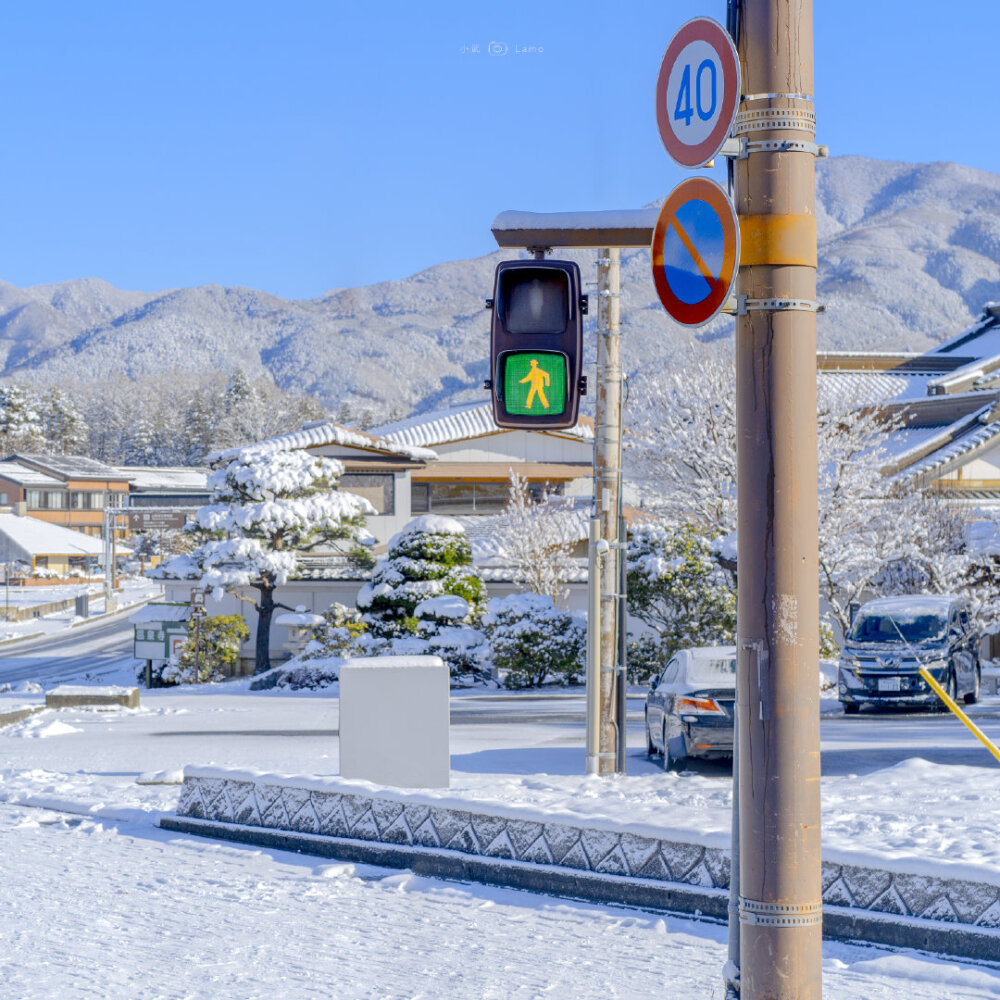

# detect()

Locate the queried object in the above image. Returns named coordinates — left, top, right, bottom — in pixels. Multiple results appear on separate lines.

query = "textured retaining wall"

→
left=171, top=770, right=1000, bottom=958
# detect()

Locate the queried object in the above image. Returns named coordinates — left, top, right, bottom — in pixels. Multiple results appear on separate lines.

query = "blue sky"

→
left=0, top=1, right=995, bottom=300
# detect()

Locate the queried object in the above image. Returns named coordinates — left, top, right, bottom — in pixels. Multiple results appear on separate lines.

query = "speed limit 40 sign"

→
left=656, top=17, right=740, bottom=168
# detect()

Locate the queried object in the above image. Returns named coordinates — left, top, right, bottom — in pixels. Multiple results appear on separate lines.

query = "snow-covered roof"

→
left=0, top=513, right=110, bottom=556
left=818, top=370, right=942, bottom=407
left=117, top=467, right=209, bottom=491
left=0, top=462, right=61, bottom=487
left=14, top=453, right=127, bottom=481
left=206, top=421, right=436, bottom=464
left=374, top=400, right=594, bottom=449
left=894, top=416, right=1000, bottom=483
left=130, top=603, right=192, bottom=624
left=928, top=310, right=1000, bottom=360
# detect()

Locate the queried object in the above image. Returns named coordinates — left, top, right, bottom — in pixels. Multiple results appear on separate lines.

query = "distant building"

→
left=0, top=510, right=110, bottom=577
left=0, top=454, right=130, bottom=537
left=119, top=466, right=210, bottom=509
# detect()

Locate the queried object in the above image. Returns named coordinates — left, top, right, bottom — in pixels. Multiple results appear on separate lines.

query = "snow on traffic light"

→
left=486, top=260, right=586, bottom=430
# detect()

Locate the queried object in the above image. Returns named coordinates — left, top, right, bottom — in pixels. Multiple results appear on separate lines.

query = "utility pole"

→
left=733, top=1, right=822, bottom=997
left=595, top=247, right=623, bottom=775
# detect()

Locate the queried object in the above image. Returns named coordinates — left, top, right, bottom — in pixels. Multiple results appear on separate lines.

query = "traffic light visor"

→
left=500, top=270, right=569, bottom=334
left=501, top=352, right=567, bottom=416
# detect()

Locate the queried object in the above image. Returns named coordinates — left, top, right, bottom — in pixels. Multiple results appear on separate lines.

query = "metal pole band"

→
left=737, top=295, right=823, bottom=315
left=741, top=92, right=814, bottom=103
left=733, top=108, right=816, bottom=136
left=739, top=897, right=823, bottom=927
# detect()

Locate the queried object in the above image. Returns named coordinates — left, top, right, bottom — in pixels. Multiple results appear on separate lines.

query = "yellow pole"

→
left=918, top=666, right=1000, bottom=766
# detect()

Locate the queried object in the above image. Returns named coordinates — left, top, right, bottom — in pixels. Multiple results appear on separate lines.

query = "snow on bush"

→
left=357, top=516, right=488, bottom=678
left=481, top=593, right=585, bottom=689
left=626, top=524, right=736, bottom=677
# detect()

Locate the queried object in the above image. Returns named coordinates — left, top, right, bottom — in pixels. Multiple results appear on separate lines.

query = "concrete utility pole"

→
left=733, top=1, right=822, bottom=997
left=595, top=247, right=623, bottom=775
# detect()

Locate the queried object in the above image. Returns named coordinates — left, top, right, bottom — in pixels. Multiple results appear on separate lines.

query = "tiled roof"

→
left=207, top=421, right=437, bottom=464
left=817, top=370, right=941, bottom=408
left=893, top=417, right=1000, bottom=483
left=374, top=400, right=594, bottom=449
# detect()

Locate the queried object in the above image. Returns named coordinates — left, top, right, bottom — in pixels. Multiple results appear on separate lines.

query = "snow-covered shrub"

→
left=358, top=516, right=488, bottom=678
left=626, top=524, right=736, bottom=662
left=626, top=631, right=670, bottom=684
left=482, top=593, right=585, bottom=689
left=273, top=655, right=344, bottom=690
left=142, top=614, right=249, bottom=685
left=300, top=603, right=369, bottom=660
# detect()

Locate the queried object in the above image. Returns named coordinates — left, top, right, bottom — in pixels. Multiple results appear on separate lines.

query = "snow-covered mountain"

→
left=3, top=155, right=1000, bottom=419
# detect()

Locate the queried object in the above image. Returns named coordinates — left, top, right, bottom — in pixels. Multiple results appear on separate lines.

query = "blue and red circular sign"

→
left=651, top=177, right=740, bottom=327
left=656, top=17, right=740, bottom=168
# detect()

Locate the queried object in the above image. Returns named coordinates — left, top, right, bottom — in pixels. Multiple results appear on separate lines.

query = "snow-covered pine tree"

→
left=357, top=515, right=487, bottom=675
left=38, top=388, right=88, bottom=455
left=158, top=448, right=375, bottom=673
left=0, top=384, right=41, bottom=452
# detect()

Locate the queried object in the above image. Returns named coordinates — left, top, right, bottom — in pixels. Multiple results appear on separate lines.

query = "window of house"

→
left=410, top=482, right=430, bottom=513
left=26, top=490, right=43, bottom=508
left=410, top=481, right=537, bottom=515
left=35, top=556, right=48, bottom=569
left=339, top=474, right=395, bottom=516
left=0, top=492, right=7, bottom=505
left=46, top=491, right=66, bottom=509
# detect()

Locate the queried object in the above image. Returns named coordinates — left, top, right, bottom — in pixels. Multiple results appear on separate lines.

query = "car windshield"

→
left=847, top=606, right=948, bottom=644
left=686, top=655, right=736, bottom=686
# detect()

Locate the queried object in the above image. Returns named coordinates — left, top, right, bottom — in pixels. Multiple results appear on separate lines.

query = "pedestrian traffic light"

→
left=485, top=259, right=587, bottom=430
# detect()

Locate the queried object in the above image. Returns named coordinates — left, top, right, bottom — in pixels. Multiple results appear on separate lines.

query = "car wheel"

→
left=662, top=723, right=671, bottom=772
left=939, top=670, right=958, bottom=710
left=645, top=711, right=656, bottom=755
left=843, top=703, right=860, bottom=715
left=964, top=665, right=981, bottom=706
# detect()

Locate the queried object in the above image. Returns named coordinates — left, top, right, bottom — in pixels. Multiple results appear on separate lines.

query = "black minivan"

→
left=838, top=595, right=982, bottom=713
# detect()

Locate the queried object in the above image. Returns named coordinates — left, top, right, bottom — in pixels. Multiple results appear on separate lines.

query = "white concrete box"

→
left=338, top=655, right=450, bottom=789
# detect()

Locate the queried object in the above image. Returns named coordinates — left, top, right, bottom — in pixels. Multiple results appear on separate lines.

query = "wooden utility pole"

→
left=595, top=247, right=623, bottom=775
left=733, top=0, right=822, bottom=997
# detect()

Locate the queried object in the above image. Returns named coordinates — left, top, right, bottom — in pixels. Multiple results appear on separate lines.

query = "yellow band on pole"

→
left=739, top=214, right=817, bottom=268
left=918, top=666, right=1000, bottom=766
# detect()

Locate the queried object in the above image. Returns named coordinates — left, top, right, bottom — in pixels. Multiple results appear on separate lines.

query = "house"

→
left=0, top=454, right=130, bottom=537
left=0, top=509, right=112, bottom=578
left=817, top=302, right=1000, bottom=497
left=119, top=466, right=211, bottom=509
left=373, top=399, right=594, bottom=516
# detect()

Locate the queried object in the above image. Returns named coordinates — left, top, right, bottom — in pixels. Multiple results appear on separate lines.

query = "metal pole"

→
left=616, top=513, right=628, bottom=774
left=725, top=707, right=740, bottom=999
left=595, top=247, right=622, bottom=775
left=734, top=1, right=822, bottom=997
left=103, top=505, right=112, bottom=607
left=585, top=516, right=602, bottom=775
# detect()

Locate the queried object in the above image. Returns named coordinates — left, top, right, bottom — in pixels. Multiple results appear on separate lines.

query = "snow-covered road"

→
left=2, top=801, right=1000, bottom=999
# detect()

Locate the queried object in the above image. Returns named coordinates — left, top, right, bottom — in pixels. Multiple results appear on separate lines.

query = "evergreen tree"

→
left=38, top=389, right=88, bottom=455
left=157, top=448, right=374, bottom=673
left=357, top=515, right=487, bottom=676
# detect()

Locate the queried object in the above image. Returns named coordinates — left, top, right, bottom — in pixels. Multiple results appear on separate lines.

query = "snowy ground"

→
left=0, top=576, right=161, bottom=643
left=0, top=685, right=999, bottom=996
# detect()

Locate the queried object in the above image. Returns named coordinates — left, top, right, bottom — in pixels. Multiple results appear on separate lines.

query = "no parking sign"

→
left=650, top=177, right=739, bottom=327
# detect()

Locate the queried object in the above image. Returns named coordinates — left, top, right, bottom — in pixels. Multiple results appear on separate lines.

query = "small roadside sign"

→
left=656, top=17, right=740, bottom=168
left=651, top=177, right=739, bottom=327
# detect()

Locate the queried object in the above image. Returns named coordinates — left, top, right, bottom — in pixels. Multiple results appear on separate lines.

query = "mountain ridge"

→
left=3, top=155, right=999, bottom=420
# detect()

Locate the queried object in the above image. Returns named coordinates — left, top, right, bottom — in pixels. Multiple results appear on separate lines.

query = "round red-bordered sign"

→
left=651, top=177, right=739, bottom=327
left=656, top=17, right=740, bottom=168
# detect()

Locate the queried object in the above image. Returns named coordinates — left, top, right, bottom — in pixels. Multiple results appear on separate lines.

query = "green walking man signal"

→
left=486, top=259, right=586, bottom=430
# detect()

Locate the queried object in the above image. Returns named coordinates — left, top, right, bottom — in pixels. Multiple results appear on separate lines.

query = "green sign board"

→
left=502, top=352, right=567, bottom=416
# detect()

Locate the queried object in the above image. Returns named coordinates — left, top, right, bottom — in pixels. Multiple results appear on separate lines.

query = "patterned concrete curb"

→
left=166, top=771, right=1000, bottom=963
